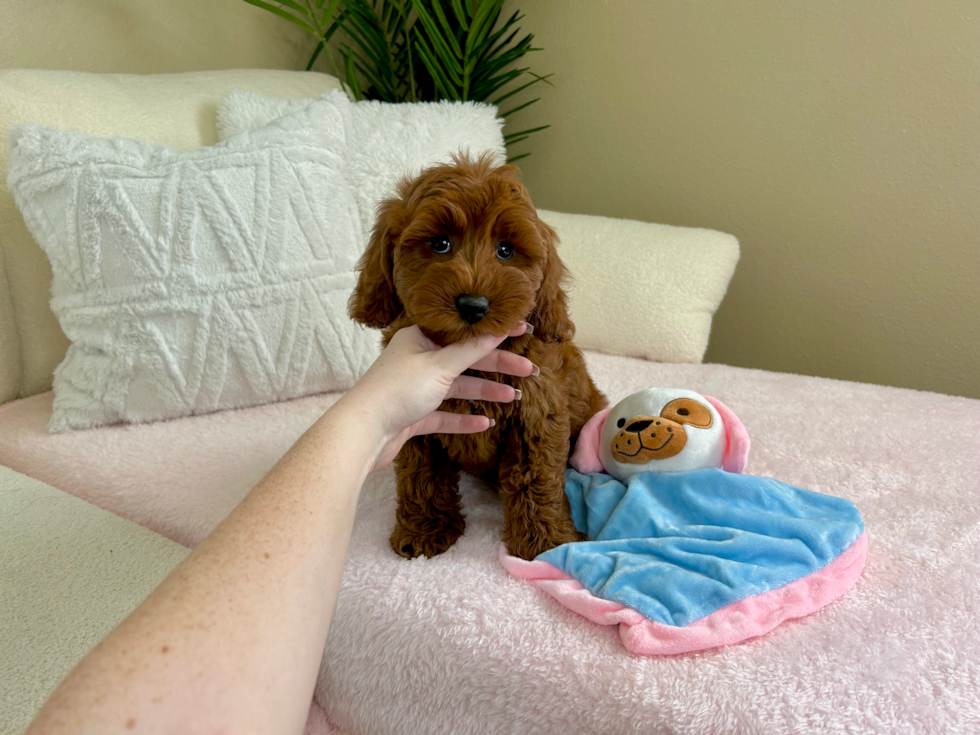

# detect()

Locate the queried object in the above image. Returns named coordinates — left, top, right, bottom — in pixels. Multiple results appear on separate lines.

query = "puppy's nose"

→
left=626, top=419, right=653, bottom=433
left=455, top=294, right=490, bottom=324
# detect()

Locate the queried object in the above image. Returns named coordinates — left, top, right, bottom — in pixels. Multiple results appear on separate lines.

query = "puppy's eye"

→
left=496, top=241, right=515, bottom=260
left=617, top=418, right=626, bottom=428
left=429, top=235, right=452, bottom=254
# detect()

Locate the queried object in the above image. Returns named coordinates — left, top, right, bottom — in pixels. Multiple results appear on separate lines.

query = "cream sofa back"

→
left=0, top=3, right=739, bottom=404
left=0, top=69, right=342, bottom=403
left=0, top=70, right=739, bottom=406
left=0, top=72, right=740, bottom=405
left=0, top=0, right=328, bottom=403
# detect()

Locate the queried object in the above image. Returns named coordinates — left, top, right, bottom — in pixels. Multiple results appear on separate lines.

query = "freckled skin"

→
left=383, top=320, right=605, bottom=559
left=350, top=155, right=607, bottom=560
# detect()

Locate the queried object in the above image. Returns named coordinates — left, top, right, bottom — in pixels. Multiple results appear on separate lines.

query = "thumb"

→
left=431, top=331, right=509, bottom=376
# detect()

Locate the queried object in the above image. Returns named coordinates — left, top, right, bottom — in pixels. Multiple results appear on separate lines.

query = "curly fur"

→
left=349, top=154, right=607, bottom=560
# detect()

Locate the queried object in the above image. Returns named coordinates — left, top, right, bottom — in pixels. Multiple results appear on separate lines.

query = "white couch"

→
left=1, top=64, right=978, bottom=735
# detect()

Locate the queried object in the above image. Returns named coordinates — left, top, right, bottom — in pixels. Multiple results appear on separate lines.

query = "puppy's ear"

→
left=348, top=198, right=403, bottom=328
left=529, top=219, right=575, bottom=342
left=493, top=164, right=575, bottom=342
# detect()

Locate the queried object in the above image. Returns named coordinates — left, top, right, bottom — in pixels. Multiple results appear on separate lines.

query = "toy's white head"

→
left=599, top=388, right=724, bottom=479
left=570, top=387, right=750, bottom=482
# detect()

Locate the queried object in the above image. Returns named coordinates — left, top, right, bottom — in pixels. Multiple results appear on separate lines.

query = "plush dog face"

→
left=608, top=398, right=714, bottom=464
left=599, top=388, right=726, bottom=478
left=348, top=154, right=573, bottom=344
left=571, top=388, right=751, bottom=480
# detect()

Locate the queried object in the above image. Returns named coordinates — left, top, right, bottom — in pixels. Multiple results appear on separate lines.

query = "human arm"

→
left=26, top=323, right=532, bottom=735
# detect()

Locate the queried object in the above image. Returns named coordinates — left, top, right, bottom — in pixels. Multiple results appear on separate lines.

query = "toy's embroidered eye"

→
left=430, top=235, right=452, bottom=254
left=617, top=418, right=626, bottom=428
left=677, top=407, right=689, bottom=416
left=496, top=241, right=514, bottom=260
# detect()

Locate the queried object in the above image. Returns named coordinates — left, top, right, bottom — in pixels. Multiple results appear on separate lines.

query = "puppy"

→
left=349, top=153, right=607, bottom=561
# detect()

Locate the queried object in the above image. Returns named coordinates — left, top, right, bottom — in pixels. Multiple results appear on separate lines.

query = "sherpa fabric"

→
left=217, top=93, right=739, bottom=366
left=1, top=353, right=978, bottom=733
left=537, top=209, right=740, bottom=364
left=0, top=465, right=188, bottom=733
left=0, top=68, right=342, bottom=405
left=501, top=467, right=867, bottom=655
left=0, top=464, right=343, bottom=735
left=7, top=92, right=383, bottom=432
left=216, top=90, right=506, bottom=237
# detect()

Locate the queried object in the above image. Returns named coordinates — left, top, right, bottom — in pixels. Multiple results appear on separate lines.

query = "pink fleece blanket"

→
left=2, top=352, right=979, bottom=734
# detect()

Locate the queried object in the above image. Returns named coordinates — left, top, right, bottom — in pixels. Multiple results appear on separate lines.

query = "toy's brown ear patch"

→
left=661, top=398, right=713, bottom=428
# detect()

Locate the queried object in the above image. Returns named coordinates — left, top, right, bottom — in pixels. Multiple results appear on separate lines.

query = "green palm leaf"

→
left=499, top=96, right=538, bottom=118
left=345, top=48, right=363, bottom=99
left=242, top=0, right=551, bottom=157
left=503, top=124, right=549, bottom=142
left=241, top=0, right=316, bottom=34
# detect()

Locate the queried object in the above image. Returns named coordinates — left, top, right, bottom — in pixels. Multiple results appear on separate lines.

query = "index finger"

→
left=432, top=322, right=530, bottom=376
left=468, top=348, right=536, bottom=377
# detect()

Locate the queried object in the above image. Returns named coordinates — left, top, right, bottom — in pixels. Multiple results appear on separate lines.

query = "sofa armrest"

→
left=539, top=210, right=739, bottom=364
left=0, top=464, right=188, bottom=731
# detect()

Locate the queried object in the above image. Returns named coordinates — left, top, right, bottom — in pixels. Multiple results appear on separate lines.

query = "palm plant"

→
left=242, top=0, right=551, bottom=161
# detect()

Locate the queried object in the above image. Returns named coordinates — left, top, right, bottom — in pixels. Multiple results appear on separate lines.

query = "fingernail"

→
left=488, top=418, right=496, bottom=427
left=531, top=364, right=540, bottom=377
left=524, top=322, right=534, bottom=335
left=514, top=389, right=523, bottom=401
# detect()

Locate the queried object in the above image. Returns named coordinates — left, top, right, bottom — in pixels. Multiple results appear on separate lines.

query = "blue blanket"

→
left=537, top=468, right=865, bottom=627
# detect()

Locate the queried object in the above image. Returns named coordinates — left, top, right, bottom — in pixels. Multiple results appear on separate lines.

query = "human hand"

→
left=340, top=323, right=534, bottom=472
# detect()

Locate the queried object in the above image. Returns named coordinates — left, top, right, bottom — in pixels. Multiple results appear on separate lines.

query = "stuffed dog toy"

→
left=349, top=153, right=607, bottom=561
left=570, top=386, right=750, bottom=479
left=503, top=386, right=867, bottom=656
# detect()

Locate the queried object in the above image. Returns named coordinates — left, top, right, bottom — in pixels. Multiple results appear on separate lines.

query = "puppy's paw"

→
left=506, top=519, right=582, bottom=560
left=390, top=518, right=464, bottom=559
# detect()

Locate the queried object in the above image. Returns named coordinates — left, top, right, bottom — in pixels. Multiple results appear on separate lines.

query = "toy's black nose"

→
left=455, top=294, right=490, bottom=324
left=626, top=419, right=653, bottom=433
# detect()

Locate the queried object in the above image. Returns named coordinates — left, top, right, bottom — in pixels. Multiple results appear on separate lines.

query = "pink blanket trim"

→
left=499, top=531, right=868, bottom=656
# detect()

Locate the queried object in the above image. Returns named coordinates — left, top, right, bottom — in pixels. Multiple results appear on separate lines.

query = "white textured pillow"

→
left=8, top=92, right=379, bottom=432
left=0, top=68, right=342, bottom=405
left=218, top=93, right=736, bottom=365
left=216, top=91, right=506, bottom=235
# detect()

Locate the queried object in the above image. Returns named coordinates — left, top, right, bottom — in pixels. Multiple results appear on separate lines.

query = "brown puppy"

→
left=349, top=153, right=607, bottom=561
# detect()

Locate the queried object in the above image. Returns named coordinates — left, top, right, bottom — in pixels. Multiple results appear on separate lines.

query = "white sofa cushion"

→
left=539, top=210, right=739, bottom=363
left=0, top=466, right=190, bottom=733
left=217, top=92, right=738, bottom=365
left=0, top=68, right=344, bottom=405
left=1, top=356, right=978, bottom=732
left=216, top=91, right=506, bottom=237
left=8, top=93, right=377, bottom=432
